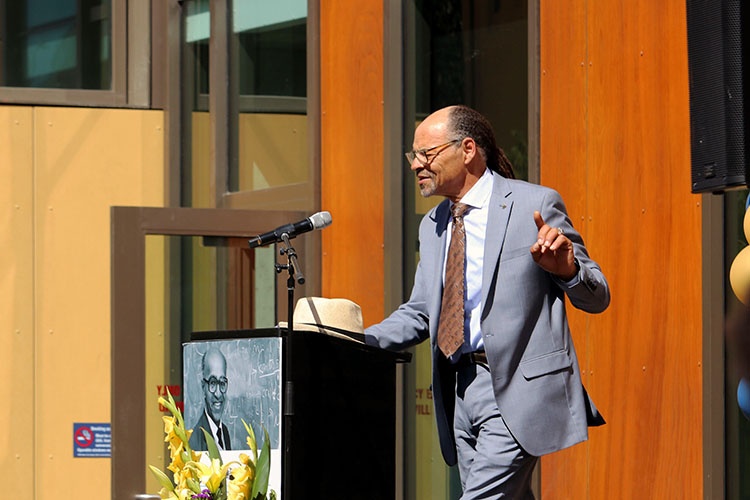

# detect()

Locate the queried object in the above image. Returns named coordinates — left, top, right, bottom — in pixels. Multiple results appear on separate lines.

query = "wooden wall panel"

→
left=0, top=107, right=35, bottom=500
left=33, top=107, right=165, bottom=500
left=539, top=1, right=590, bottom=498
left=320, top=0, right=384, bottom=325
left=541, top=0, right=702, bottom=498
left=586, top=1, right=701, bottom=497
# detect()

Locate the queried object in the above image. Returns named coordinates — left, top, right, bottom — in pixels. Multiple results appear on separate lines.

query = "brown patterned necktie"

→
left=437, top=202, right=470, bottom=358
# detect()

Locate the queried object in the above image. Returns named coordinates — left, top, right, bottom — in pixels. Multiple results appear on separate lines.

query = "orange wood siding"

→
left=539, top=0, right=590, bottom=497
left=541, top=1, right=702, bottom=498
left=320, top=0, right=384, bottom=325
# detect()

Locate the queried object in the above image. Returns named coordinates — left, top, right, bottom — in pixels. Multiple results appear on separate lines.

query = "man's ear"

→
left=462, top=137, right=477, bottom=164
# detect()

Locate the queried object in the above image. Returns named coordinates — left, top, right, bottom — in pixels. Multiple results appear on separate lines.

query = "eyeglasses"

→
left=405, top=139, right=461, bottom=166
left=203, top=376, right=228, bottom=394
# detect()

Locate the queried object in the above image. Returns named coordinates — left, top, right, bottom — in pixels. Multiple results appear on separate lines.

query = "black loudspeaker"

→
left=687, top=0, right=749, bottom=193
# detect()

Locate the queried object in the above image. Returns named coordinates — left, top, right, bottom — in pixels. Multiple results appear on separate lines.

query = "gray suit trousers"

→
left=454, top=361, right=537, bottom=499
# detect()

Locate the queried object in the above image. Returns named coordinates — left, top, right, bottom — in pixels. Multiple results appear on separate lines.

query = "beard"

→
left=418, top=174, right=437, bottom=198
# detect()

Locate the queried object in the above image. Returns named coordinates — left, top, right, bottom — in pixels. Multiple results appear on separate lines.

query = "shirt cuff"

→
left=555, top=259, right=581, bottom=287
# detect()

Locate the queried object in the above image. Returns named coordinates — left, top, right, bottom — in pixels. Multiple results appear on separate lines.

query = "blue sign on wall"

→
left=73, top=423, right=111, bottom=458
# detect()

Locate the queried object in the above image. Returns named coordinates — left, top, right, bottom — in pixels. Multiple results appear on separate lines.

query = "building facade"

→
left=0, top=1, right=744, bottom=499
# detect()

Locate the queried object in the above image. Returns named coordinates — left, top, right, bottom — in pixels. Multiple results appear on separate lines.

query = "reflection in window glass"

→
left=725, top=189, right=750, bottom=500
left=413, top=0, right=528, bottom=180
left=183, top=0, right=210, bottom=207
left=234, top=0, right=307, bottom=97
left=185, top=0, right=210, bottom=99
left=235, top=113, right=308, bottom=191
left=403, top=2, right=528, bottom=499
left=1, top=0, right=112, bottom=89
left=231, top=0, right=308, bottom=193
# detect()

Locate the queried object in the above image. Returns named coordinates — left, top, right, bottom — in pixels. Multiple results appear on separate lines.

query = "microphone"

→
left=248, top=211, right=332, bottom=248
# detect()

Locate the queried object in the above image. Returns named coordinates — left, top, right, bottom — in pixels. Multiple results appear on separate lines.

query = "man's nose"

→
left=410, top=158, right=422, bottom=171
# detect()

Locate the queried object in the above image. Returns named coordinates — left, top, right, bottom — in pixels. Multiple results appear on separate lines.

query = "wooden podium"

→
left=189, top=327, right=411, bottom=500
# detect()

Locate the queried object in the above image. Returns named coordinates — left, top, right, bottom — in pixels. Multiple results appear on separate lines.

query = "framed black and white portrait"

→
left=183, top=337, right=282, bottom=496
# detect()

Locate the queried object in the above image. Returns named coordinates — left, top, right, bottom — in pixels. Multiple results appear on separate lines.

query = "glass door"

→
left=110, top=206, right=318, bottom=500
left=401, top=1, right=531, bottom=498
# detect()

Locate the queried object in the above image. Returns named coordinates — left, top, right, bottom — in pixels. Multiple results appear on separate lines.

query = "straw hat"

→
left=278, top=297, right=365, bottom=343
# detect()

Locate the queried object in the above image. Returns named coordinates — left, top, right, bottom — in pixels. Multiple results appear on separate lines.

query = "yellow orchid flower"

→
left=167, top=457, right=184, bottom=476
left=172, top=472, right=186, bottom=493
left=162, top=415, right=177, bottom=435
left=237, top=453, right=256, bottom=479
left=175, top=487, right=195, bottom=500
left=166, top=444, right=186, bottom=470
left=158, top=486, right=178, bottom=500
left=163, top=415, right=193, bottom=455
left=167, top=446, right=202, bottom=476
left=187, top=458, right=234, bottom=493
left=151, top=394, right=276, bottom=500
left=227, top=464, right=252, bottom=500
left=242, top=419, right=258, bottom=463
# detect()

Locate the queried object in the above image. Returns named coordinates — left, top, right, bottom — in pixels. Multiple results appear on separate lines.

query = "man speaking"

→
left=365, top=105, right=610, bottom=498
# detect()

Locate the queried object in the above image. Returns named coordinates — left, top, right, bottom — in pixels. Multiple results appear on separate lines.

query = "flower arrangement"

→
left=149, top=390, right=276, bottom=500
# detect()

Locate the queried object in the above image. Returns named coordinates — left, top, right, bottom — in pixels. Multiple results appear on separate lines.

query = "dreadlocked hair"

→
left=448, top=105, right=515, bottom=179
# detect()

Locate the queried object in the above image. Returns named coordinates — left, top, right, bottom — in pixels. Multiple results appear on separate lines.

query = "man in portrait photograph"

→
left=189, top=347, right=232, bottom=451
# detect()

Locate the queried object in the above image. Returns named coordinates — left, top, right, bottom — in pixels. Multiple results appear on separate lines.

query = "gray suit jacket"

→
left=188, top=411, right=232, bottom=451
left=365, top=174, right=610, bottom=464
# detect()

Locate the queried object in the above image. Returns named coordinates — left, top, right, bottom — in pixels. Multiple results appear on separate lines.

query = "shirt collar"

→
left=455, top=168, right=493, bottom=210
left=205, top=409, right=221, bottom=431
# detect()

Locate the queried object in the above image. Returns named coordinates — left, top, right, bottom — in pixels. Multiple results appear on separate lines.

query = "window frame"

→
left=215, top=0, right=320, bottom=208
left=0, top=0, right=129, bottom=107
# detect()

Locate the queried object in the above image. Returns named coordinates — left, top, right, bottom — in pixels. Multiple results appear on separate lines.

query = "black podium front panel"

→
left=189, top=328, right=410, bottom=500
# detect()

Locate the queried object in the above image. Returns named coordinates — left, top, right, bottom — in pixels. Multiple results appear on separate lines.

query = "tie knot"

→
left=451, top=203, right=469, bottom=220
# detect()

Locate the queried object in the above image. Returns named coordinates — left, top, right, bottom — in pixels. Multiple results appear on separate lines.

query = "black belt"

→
left=457, top=350, right=488, bottom=366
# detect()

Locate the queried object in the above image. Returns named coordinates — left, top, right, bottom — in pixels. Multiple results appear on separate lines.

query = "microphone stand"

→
left=273, top=233, right=304, bottom=499
left=275, top=233, right=305, bottom=334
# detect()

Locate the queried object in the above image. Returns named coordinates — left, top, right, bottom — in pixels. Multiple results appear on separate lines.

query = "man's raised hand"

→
left=529, top=211, right=578, bottom=281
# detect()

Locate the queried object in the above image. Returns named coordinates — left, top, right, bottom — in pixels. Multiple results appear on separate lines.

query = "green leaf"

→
left=165, top=387, right=176, bottom=407
left=148, top=465, right=175, bottom=491
left=242, top=418, right=258, bottom=463
left=201, top=427, right=222, bottom=461
left=250, top=427, right=271, bottom=500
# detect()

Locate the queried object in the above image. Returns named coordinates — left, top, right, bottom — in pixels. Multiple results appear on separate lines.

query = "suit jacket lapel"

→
left=428, top=201, right=451, bottom=342
left=481, top=175, right=513, bottom=313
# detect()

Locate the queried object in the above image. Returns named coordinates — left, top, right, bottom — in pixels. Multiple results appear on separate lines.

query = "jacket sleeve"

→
left=542, top=189, right=611, bottom=313
left=364, top=258, right=431, bottom=351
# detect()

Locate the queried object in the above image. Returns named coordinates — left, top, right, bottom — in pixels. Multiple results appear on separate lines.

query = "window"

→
left=2, top=0, right=111, bottom=89
left=235, top=0, right=306, bottom=100
left=0, top=0, right=126, bottom=106
left=231, top=0, right=309, bottom=193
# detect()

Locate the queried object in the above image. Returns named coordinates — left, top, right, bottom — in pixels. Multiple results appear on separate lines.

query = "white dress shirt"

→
left=443, top=168, right=494, bottom=360
left=204, top=409, right=227, bottom=450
